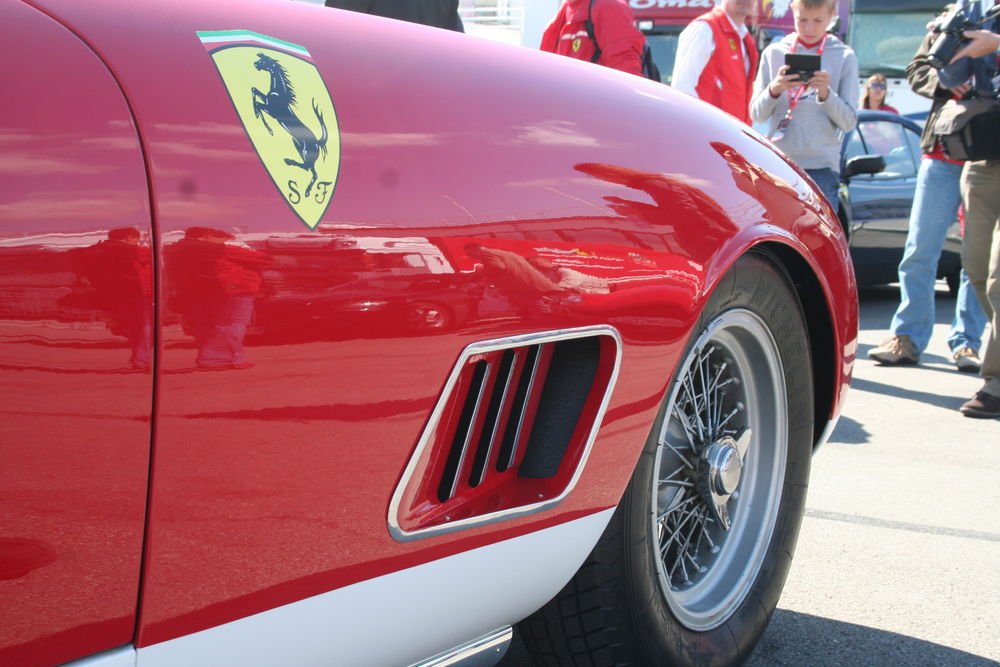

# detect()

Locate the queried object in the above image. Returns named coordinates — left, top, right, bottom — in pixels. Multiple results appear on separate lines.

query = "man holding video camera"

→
left=868, top=5, right=988, bottom=374
left=750, top=0, right=858, bottom=207
left=937, top=3, right=1000, bottom=418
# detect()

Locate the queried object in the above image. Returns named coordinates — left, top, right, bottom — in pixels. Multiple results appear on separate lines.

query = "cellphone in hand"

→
left=784, top=53, right=822, bottom=80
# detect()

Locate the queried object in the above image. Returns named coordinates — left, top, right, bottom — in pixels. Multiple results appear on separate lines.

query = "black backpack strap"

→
left=585, top=0, right=601, bottom=63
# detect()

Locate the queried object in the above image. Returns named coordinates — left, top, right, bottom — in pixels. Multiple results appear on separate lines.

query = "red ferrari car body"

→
left=0, top=1, right=857, bottom=665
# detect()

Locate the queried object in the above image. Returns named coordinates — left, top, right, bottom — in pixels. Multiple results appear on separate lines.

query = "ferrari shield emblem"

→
left=729, top=37, right=738, bottom=51
left=198, top=30, right=341, bottom=229
left=572, top=38, right=582, bottom=53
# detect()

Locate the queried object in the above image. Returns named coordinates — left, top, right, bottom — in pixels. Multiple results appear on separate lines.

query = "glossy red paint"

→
left=10, top=0, right=857, bottom=657
left=0, top=2, right=153, bottom=664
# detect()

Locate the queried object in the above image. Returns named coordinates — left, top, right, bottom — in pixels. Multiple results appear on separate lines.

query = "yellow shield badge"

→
left=198, top=30, right=340, bottom=229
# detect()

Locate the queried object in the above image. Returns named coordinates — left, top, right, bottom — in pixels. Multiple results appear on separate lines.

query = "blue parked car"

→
left=838, top=110, right=962, bottom=293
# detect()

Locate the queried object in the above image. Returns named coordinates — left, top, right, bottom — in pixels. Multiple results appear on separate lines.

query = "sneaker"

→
left=868, top=335, right=919, bottom=365
left=960, top=391, right=1000, bottom=419
left=952, top=346, right=982, bottom=373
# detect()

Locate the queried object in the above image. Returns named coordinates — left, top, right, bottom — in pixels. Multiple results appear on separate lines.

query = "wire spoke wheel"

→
left=519, top=255, right=815, bottom=666
left=654, top=309, right=787, bottom=631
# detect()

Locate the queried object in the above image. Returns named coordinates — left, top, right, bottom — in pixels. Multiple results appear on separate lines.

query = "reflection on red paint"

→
left=0, top=539, right=56, bottom=581
left=68, top=227, right=154, bottom=370
left=709, top=141, right=809, bottom=229
left=574, top=161, right=740, bottom=256
left=165, top=227, right=267, bottom=369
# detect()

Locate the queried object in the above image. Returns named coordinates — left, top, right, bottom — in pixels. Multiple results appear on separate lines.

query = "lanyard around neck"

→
left=792, top=34, right=827, bottom=56
left=788, top=34, right=827, bottom=111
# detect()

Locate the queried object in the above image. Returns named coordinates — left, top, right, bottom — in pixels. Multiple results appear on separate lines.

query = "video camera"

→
left=927, top=2, right=1000, bottom=69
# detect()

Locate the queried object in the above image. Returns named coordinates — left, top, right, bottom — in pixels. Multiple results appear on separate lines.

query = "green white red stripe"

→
left=196, top=30, right=310, bottom=57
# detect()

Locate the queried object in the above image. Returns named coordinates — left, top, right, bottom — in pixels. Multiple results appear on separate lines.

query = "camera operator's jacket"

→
left=926, top=20, right=1000, bottom=161
left=908, top=32, right=963, bottom=155
left=750, top=33, right=859, bottom=173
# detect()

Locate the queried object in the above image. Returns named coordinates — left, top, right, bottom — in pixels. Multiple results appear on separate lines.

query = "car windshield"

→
left=849, top=11, right=932, bottom=77
left=646, top=31, right=681, bottom=85
left=844, top=118, right=921, bottom=179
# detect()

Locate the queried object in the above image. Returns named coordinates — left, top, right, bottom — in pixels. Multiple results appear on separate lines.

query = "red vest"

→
left=694, top=8, right=758, bottom=125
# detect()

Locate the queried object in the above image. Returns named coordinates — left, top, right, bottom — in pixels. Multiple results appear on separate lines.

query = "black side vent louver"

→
left=390, top=327, right=621, bottom=541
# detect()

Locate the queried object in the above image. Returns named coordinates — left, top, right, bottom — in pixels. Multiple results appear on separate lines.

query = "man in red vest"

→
left=672, top=0, right=758, bottom=124
left=540, top=0, right=644, bottom=77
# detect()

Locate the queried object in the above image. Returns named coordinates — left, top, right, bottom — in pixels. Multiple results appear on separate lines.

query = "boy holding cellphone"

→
left=750, top=0, right=858, bottom=206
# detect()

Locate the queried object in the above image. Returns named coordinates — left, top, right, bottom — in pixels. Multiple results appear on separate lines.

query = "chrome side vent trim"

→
left=389, top=326, right=623, bottom=542
left=469, top=349, right=517, bottom=488
left=496, top=344, right=542, bottom=474
left=439, top=360, right=492, bottom=501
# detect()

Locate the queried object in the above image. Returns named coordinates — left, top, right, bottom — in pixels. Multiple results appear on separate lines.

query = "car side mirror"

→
left=843, top=154, right=886, bottom=180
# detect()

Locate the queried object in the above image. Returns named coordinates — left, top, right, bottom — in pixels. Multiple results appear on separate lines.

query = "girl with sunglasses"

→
left=860, top=72, right=899, bottom=112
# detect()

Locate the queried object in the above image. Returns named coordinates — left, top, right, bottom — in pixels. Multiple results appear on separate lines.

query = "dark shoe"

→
left=952, top=346, right=982, bottom=373
left=868, top=335, right=919, bottom=365
left=960, top=391, right=1000, bottom=419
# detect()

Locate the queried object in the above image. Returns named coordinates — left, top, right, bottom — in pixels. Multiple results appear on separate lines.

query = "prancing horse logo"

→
left=252, top=53, right=328, bottom=199
left=198, top=30, right=341, bottom=230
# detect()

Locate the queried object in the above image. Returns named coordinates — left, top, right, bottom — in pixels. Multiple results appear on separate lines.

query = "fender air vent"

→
left=389, top=326, right=621, bottom=541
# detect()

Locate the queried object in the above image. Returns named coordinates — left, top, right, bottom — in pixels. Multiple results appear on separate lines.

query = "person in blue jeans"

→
left=870, top=157, right=987, bottom=369
left=949, top=268, right=987, bottom=365
left=868, top=26, right=987, bottom=370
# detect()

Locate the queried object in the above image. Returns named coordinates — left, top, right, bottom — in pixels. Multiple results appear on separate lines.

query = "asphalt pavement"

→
left=501, top=284, right=1000, bottom=666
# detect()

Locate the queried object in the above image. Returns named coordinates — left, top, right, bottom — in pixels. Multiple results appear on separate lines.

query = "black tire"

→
left=520, top=253, right=814, bottom=666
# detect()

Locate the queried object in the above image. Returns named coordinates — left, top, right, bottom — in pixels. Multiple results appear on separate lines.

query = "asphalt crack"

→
left=805, top=509, right=1000, bottom=543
